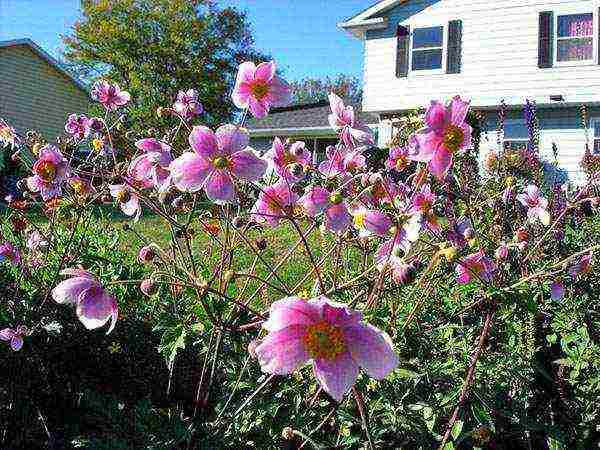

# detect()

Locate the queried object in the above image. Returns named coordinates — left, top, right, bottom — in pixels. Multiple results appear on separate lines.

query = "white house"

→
left=340, top=0, right=600, bottom=182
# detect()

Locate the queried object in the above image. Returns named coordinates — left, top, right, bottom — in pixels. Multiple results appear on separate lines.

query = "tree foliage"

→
left=290, top=74, right=362, bottom=105
left=63, top=0, right=268, bottom=129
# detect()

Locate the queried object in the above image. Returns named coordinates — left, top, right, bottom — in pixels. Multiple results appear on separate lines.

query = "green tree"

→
left=290, top=74, right=362, bottom=105
left=63, top=0, right=268, bottom=129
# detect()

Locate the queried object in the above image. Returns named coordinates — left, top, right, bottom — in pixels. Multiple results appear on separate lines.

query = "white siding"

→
left=362, top=0, right=600, bottom=113
left=479, top=107, right=593, bottom=183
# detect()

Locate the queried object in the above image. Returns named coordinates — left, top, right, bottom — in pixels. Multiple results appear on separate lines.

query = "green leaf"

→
left=158, top=324, right=187, bottom=368
left=451, top=420, right=464, bottom=440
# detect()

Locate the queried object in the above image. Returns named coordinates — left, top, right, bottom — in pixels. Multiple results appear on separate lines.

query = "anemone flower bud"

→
left=138, top=245, right=155, bottom=264
left=495, top=243, right=509, bottom=261
left=281, top=427, right=295, bottom=441
left=255, top=238, right=267, bottom=251
left=156, top=106, right=165, bottom=118
left=515, top=227, right=528, bottom=242
left=140, top=279, right=158, bottom=297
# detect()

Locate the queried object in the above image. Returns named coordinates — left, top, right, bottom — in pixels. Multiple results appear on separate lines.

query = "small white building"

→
left=340, top=0, right=600, bottom=182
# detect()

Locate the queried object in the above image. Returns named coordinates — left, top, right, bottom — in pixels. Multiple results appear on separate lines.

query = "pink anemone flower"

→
left=0, top=325, right=28, bottom=351
left=568, top=252, right=593, bottom=278
left=267, top=137, right=312, bottom=182
left=173, top=89, right=203, bottom=120
left=232, top=61, right=292, bottom=119
left=318, top=145, right=366, bottom=178
left=0, top=241, right=21, bottom=266
left=328, top=93, right=374, bottom=148
left=128, top=138, right=173, bottom=192
left=91, top=80, right=131, bottom=111
left=64, top=114, right=91, bottom=139
left=550, top=280, right=565, bottom=301
left=251, top=180, right=299, bottom=227
left=109, top=182, right=141, bottom=221
left=409, top=184, right=439, bottom=232
left=409, top=96, right=472, bottom=180
left=516, top=184, right=550, bottom=226
left=26, top=145, right=70, bottom=200
left=385, top=146, right=410, bottom=172
left=0, top=118, right=19, bottom=149
left=254, top=296, right=398, bottom=402
left=375, top=213, right=422, bottom=274
left=169, top=125, right=267, bottom=204
left=351, top=207, right=392, bottom=238
left=68, top=176, right=94, bottom=197
left=52, top=268, right=118, bottom=334
left=456, top=250, right=496, bottom=284
left=300, top=186, right=351, bottom=233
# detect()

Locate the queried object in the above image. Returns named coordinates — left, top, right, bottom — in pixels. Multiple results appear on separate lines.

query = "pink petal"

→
left=255, top=325, right=310, bottom=375
left=248, top=97, right=269, bottom=119
left=232, top=83, right=251, bottom=109
left=409, top=130, right=440, bottom=162
left=313, top=352, right=359, bottom=402
left=325, top=204, right=351, bottom=232
left=120, top=194, right=140, bottom=220
left=230, top=150, right=267, bottom=182
left=425, top=101, right=448, bottom=132
left=205, top=170, right=235, bottom=204
left=128, top=154, right=155, bottom=188
left=328, top=92, right=345, bottom=118
left=189, top=126, right=218, bottom=159
left=266, top=76, right=292, bottom=107
left=364, top=210, right=392, bottom=237
left=449, top=96, right=470, bottom=125
left=312, top=299, right=362, bottom=327
left=52, top=277, right=98, bottom=305
left=263, top=297, right=321, bottom=332
left=235, top=61, right=257, bottom=85
left=215, top=125, right=249, bottom=155
left=254, top=60, right=276, bottom=83
left=0, top=328, right=15, bottom=341
left=169, top=152, right=212, bottom=192
left=428, top=146, right=453, bottom=180
left=114, top=90, right=131, bottom=106
left=300, top=186, right=330, bottom=216
left=343, top=323, right=398, bottom=379
left=135, top=138, right=170, bottom=153
left=10, top=335, right=23, bottom=351
left=76, top=287, right=117, bottom=332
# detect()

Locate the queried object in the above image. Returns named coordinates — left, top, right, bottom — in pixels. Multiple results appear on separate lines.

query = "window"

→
left=503, top=120, right=530, bottom=151
left=556, top=13, right=594, bottom=63
left=411, top=26, right=444, bottom=71
left=592, top=119, right=600, bottom=154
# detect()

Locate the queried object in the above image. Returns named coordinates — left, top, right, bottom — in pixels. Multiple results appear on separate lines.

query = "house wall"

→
left=363, top=0, right=600, bottom=113
left=0, top=45, right=90, bottom=141
left=479, top=106, right=596, bottom=184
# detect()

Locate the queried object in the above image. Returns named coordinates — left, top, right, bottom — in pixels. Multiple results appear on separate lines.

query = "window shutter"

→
left=396, top=25, right=410, bottom=77
left=446, top=20, right=462, bottom=73
left=538, top=11, right=554, bottom=68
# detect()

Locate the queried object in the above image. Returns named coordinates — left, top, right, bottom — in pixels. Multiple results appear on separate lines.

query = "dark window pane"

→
left=412, top=49, right=442, bottom=70
left=558, top=13, right=593, bottom=37
left=413, top=26, right=443, bottom=48
left=503, top=140, right=529, bottom=151
left=504, top=121, right=529, bottom=140
left=557, top=37, right=593, bottom=61
left=594, top=139, right=600, bottom=154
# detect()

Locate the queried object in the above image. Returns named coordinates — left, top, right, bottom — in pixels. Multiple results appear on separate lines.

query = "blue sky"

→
left=0, top=0, right=373, bottom=82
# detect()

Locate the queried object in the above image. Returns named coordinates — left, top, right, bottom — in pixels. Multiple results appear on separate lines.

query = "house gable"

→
left=0, top=39, right=91, bottom=141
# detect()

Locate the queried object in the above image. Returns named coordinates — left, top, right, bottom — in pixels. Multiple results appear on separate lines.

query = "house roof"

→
left=246, top=100, right=379, bottom=138
left=0, top=38, right=89, bottom=94
left=339, top=0, right=409, bottom=38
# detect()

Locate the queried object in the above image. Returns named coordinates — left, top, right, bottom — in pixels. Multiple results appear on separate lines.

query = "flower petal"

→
left=169, top=152, right=212, bottom=192
left=205, top=170, right=235, bottom=204
left=216, top=124, right=249, bottom=155
left=52, top=277, right=98, bottom=305
left=255, top=325, right=310, bottom=375
left=313, top=352, right=359, bottom=402
left=428, top=146, right=453, bottom=180
left=300, top=186, right=330, bottom=216
left=425, top=100, right=447, bottom=132
left=267, top=76, right=292, bottom=107
left=449, top=96, right=470, bottom=125
left=325, top=204, right=351, bottom=232
left=189, top=126, right=218, bottom=159
left=76, top=288, right=117, bottom=332
left=343, top=323, right=398, bottom=379
left=254, top=60, right=276, bottom=82
left=10, top=335, right=23, bottom=351
left=263, top=297, right=321, bottom=332
left=230, top=150, right=267, bottom=182
left=0, top=328, right=15, bottom=341
left=248, top=98, right=269, bottom=119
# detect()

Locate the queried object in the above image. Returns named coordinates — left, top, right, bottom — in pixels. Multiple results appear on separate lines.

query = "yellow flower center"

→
left=213, top=156, right=230, bottom=170
left=329, top=192, right=343, bottom=205
left=443, top=125, right=465, bottom=153
left=71, top=180, right=86, bottom=195
left=303, top=322, right=346, bottom=360
left=395, top=156, right=408, bottom=171
left=282, top=151, right=296, bottom=166
left=37, top=161, right=56, bottom=182
left=250, top=81, right=269, bottom=100
left=353, top=212, right=366, bottom=229
left=116, top=190, right=130, bottom=203
left=92, top=138, right=104, bottom=152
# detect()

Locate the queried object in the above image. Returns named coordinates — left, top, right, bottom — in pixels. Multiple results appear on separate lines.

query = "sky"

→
left=0, top=0, right=374, bottom=82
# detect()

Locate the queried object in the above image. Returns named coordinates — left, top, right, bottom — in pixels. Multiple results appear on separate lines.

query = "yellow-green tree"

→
left=63, top=0, right=268, bottom=129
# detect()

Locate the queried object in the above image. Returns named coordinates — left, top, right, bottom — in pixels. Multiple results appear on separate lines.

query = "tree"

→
left=63, top=0, right=268, bottom=129
left=290, top=74, right=362, bottom=105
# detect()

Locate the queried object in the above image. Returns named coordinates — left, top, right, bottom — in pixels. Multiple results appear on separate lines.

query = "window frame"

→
left=591, top=118, right=600, bottom=155
left=502, top=119, right=531, bottom=152
left=409, top=24, right=447, bottom=75
left=553, top=8, right=597, bottom=67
